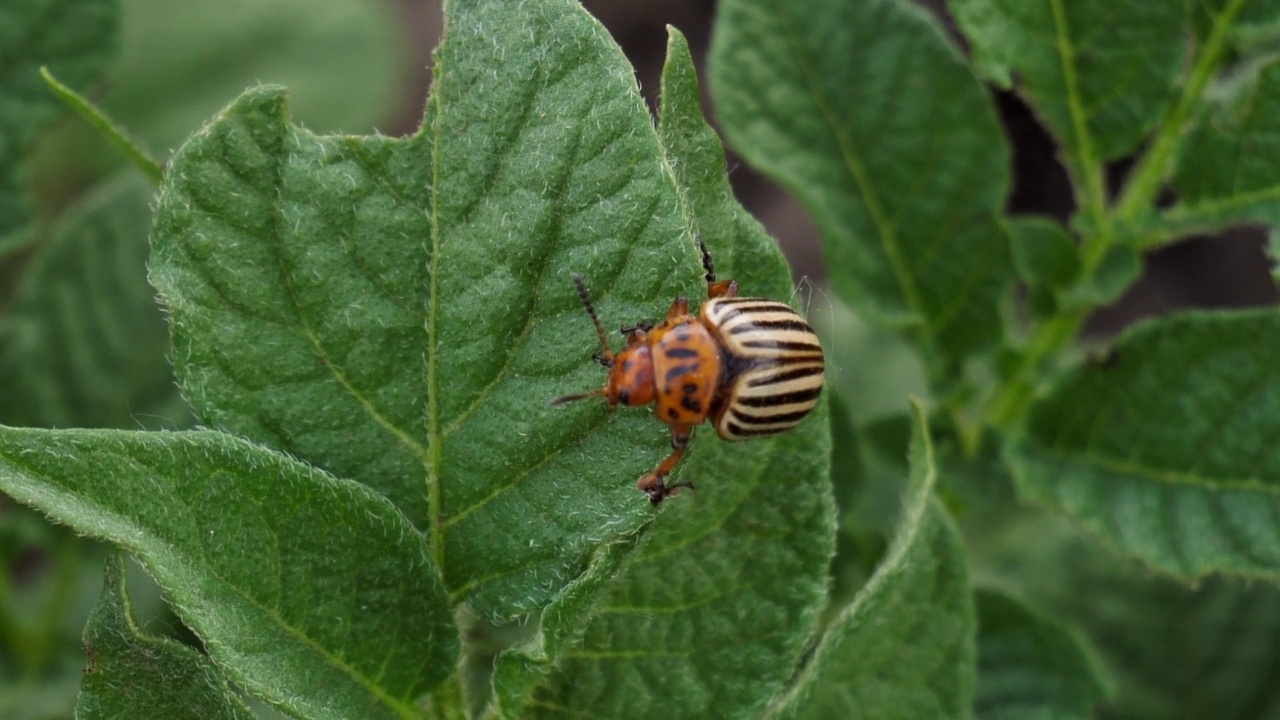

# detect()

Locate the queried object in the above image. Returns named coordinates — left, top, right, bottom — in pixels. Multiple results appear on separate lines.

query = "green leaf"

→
left=769, top=401, right=974, bottom=719
left=488, top=529, right=648, bottom=718
left=1013, top=309, right=1280, bottom=580
left=1008, top=217, right=1079, bottom=293
left=948, top=0, right=1185, bottom=167
left=1166, top=58, right=1280, bottom=232
left=974, top=587, right=1109, bottom=720
left=1060, top=243, right=1140, bottom=309
left=0, top=0, right=119, bottom=235
left=76, top=551, right=253, bottom=720
left=150, top=0, right=703, bottom=622
left=0, top=428, right=458, bottom=720
left=974, top=513, right=1280, bottom=719
left=710, top=0, right=1011, bottom=373
left=1008, top=216, right=1079, bottom=319
left=1192, top=0, right=1280, bottom=56
left=0, top=171, right=187, bottom=429
left=522, top=30, right=836, bottom=719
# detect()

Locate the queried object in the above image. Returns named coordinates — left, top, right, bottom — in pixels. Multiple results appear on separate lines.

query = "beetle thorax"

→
left=608, top=344, right=656, bottom=408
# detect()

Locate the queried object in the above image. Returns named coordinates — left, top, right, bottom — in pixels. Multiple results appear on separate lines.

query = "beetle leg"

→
left=620, top=320, right=655, bottom=336
left=698, top=237, right=739, bottom=299
left=666, top=295, right=690, bottom=321
left=623, top=326, right=649, bottom=348
left=637, top=426, right=695, bottom=505
left=707, top=279, right=738, bottom=299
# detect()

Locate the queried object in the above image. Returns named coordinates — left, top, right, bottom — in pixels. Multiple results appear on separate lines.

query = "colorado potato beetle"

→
left=552, top=240, right=825, bottom=504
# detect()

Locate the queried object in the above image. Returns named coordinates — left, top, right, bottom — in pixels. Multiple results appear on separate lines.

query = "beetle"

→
left=552, top=239, right=825, bottom=504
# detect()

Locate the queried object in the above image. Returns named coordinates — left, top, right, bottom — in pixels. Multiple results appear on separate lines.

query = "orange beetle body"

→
left=554, top=240, right=824, bottom=504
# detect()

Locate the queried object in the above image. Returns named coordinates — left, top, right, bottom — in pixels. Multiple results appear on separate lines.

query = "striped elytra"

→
left=701, top=298, right=825, bottom=441
left=552, top=239, right=825, bottom=504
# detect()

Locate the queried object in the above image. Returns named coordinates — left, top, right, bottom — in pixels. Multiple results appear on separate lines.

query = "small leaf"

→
left=974, top=587, right=1109, bottom=720
left=1060, top=243, right=1141, bottom=309
left=948, top=0, right=1185, bottom=167
left=0, top=428, right=458, bottom=720
left=524, top=31, right=836, bottom=719
left=1013, top=309, right=1280, bottom=580
left=0, top=0, right=119, bottom=235
left=769, top=401, right=974, bottom=719
left=1167, top=58, right=1280, bottom=232
left=76, top=551, right=253, bottom=720
left=150, top=0, right=705, bottom=622
left=0, top=171, right=187, bottom=429
left=1008, top=216, right=1079, bottom=292
left=710, top=0, right=1011, bottom=373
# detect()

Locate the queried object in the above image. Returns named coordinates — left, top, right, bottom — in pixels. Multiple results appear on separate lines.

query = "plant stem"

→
left=986, top=1, right=1243, bottom=432
left=40, top=67, right=164, bottom=184
left=1113, top=0, right=1246, bottom=224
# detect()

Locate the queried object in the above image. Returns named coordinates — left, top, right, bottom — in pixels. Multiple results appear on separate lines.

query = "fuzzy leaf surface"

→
left=0, top=428, right=457, bottom=720
left=710, top=0, right=1010, bottom=372
left=1014, top=310, right=1280, bottom=580
left=149, top=0, right=702, bottom=622
left=526, top=30, right=835, bottom=719
left=75, top=552, right=253, bottom=720
left=770, top=402, right=974, bottom=719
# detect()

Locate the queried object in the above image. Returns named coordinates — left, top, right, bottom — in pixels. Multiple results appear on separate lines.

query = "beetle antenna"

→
left=572, top=274, right=614, bottom=364
left=549, top=388, right=606, bottom=407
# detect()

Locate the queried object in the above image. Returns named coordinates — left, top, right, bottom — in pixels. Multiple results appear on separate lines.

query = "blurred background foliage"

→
left=3, top=1, right=1279, bottom=718
left=2, top=0, right=414, bottom=715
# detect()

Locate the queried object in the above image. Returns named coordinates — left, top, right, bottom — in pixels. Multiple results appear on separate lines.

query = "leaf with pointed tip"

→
left=948, top=0, right=1185, bottom=169
left=974, top=587, right=1109, bottom=720
left=525, top=30, right=835, bottom=719
left=1013, top=309, right=1280, bottom=580
left=0, top=428, right=457, bottom=720
left=0, top=171, right=187, bottom=429
left=76, top=552, right=253, bottom=720
left=770, top=401, right=974, bottom=719
left=710, top=0, right=1011, bottom=374
left=149, top=0, right=703, bottom=623
left=0, top=0, right=119, bottom=235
